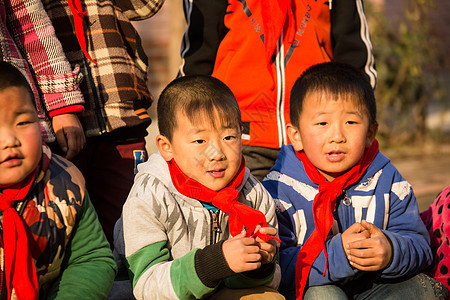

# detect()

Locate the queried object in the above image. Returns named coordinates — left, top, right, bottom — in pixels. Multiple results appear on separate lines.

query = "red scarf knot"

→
left=0, top=198, right=14, bottom=211
left=294, top=140, right=379, bottom=299
left=167, top=157, right=280, bottom=243
left=211, top=187, right=239, bottom=213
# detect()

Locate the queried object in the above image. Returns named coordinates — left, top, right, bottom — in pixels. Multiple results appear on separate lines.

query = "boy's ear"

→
left=156, top=135, right=174, bottom=161
left=286, top=123, right=304, bottom=151
left=366, top=122, right=379, bottom=147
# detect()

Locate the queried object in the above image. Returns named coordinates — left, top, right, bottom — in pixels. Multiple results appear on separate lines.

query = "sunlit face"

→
left=288, top=91, right=377, bottom=181
left=0, top=86, right=42, bottom=187
left=158, top=109, right=242, bottom=191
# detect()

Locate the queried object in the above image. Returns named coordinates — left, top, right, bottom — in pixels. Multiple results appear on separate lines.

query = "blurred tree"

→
left=366, top=0, right=445, bottom=147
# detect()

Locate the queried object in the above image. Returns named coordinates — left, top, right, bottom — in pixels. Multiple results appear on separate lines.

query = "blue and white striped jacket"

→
left=262, top=145, right=432, bottom=296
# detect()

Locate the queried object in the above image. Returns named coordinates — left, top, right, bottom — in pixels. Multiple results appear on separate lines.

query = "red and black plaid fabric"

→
left=0, top=0, right=85, bottom=143
left=42, top=0, right=164, bottom=137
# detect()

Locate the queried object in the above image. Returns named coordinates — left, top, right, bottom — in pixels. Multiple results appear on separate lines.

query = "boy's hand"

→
left=341, top=222, right=370, bottom=259
left=345, top=220, right=392, bottom=271
left=255, top=227, right=278, bottom=264
left=222, top=231, right=262, bottom=273
left=52, top=114, right=85, bottom=160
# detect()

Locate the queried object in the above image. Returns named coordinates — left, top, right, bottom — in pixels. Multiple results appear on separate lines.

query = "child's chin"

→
left=204, top=181, right=228, bottom=192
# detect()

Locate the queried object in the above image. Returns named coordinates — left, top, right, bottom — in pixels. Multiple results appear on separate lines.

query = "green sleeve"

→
left=170, top=249, right=216, bottom=299
left=126, top=240, right=171, bottom=288
left=126, top=241, right=214, bottom=299
left=47, top=192, right=117, bottom=299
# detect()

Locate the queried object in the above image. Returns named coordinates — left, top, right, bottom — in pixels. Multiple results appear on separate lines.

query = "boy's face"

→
left=287, top=91, right=378, bottom=181
left=157, top=109, right=242, bottom=191
left=0, top=87, right=42, bottom=187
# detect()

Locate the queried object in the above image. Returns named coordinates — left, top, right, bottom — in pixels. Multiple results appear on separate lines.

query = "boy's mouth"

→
left=207, top=169, right=226, bottom=178
left=0, top=154, right=22, bottom=167
left=326, top=151, right=345, bottom=162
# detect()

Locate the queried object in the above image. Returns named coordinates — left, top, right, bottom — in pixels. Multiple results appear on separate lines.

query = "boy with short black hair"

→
left=0, top=61, right=116, bottom=299
left=113, top=75, right=283, bottom=299
left=262, top=62, right=448, bottom=299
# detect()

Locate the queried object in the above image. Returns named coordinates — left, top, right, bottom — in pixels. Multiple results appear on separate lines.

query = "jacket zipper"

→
left=209, top=210, right=222, bottom=245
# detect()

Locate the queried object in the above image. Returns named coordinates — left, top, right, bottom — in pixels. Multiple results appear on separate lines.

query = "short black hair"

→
left=0, top=61, right=34, bottom=102
left=157, top=75, right=242, bottom=141
left=290, top=62, right=377, bottom=128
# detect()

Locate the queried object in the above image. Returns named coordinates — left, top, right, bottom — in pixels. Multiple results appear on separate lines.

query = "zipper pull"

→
left=342, top=189, right=352, bottom=206
left=212, top=212, right=221, bottom=233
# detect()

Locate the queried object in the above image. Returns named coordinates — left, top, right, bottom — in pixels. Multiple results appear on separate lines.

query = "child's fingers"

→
left=243, top=243, right=261, bottom=254
left=259, top=240, right=276, bottom=253
left=260, top=243, right=277, bottom=256
left=361, top=220, right=383, bottom=237
left=241, top=237, right=259, bottom=247
left=258, top=227, right=277, bottom=236
left=346, top=222, right=364, bottom=233
left=259, top=250, right=274, bottom=264
left=242, top=261, right=262, bottom=271
left=232, top=231, right=248, bottom=239
left=346, top=246, right=389, bottom=271
left=255, top=227, right=279, bottom=246
left=55, top=130, right=68, bottom=153
left=346, top=246, right=373, bottom=259
left=347, top=258, right=379, bottom=271
left=347, top=237, right=377, bottom=250
left=245, top=253, right=262, bottom=263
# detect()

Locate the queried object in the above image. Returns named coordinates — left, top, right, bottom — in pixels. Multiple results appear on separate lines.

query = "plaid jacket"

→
left=42, top=0, right=164, bottom=138
left=0, top=0, right=85, bottom=143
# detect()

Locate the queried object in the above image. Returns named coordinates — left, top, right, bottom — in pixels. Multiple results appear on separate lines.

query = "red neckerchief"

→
left=67, top=0, right=97, bottom=64
left=0, top=170, right=38, bottom=300
left=294, top=139, right=379, bottom=299
left=167, top=157, right=280, bottom=242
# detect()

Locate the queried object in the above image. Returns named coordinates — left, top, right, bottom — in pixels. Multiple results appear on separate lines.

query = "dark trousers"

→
left=242, top=145, right=280, bottom=181
left=70, top=137, right=147, bottom=247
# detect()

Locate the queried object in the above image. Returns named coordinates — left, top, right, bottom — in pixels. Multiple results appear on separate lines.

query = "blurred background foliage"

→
left=365, top=0, right=448, bottom=150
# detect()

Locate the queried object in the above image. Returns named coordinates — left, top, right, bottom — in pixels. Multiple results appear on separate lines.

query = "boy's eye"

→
left=17, top=120, right=33, bottom=126
left=224, top=135, right=236, bottom=141
left=316, top=122, right=327, bottom=126
left=193, top=139, right=206, bottom=144
left=346, top=120, right=358, bottom=125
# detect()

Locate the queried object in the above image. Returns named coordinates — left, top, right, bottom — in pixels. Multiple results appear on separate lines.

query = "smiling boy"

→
left=262, top=62, right=448, bottom=299
left=113, top=75, right=283, bottom=299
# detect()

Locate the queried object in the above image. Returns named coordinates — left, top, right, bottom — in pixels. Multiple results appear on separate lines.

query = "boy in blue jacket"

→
left=262, top=62, right=448, bottom=299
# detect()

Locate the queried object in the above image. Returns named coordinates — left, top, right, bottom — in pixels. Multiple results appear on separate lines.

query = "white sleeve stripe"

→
left=265, top=171, right=317, bottom=202
left=383, top=194, right=389, bottom=230
left=356, top=0, right=377, bottom=88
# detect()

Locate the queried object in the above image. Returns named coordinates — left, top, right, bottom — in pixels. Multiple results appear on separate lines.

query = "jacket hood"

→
left=271, top=145, right=391, bottom=186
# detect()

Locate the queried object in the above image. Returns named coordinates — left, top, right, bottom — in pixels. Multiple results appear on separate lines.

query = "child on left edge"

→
left=0, top=61, right=116, bottom=299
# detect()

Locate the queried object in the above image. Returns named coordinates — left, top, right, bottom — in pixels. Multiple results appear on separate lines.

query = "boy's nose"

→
left=0, top=129, right=20, bottom=149
left=205, top=142, right=225, bottom=161
left=329, top=125, right=346, bottom=143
